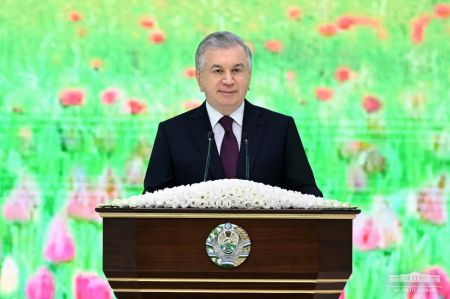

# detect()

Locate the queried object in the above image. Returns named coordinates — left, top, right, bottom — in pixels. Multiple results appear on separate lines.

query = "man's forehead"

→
left=203, top=47, right=248, bottom=67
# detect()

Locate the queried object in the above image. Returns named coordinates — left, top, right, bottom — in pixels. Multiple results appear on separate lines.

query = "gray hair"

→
left=195, top=31, right=252, bottom=72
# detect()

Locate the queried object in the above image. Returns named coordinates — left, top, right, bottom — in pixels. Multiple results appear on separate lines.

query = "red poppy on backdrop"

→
left=90, top=58, right=103, bottom=70
left=411, top=14, right=433, bottom=44
left=318, top=24, right=337, bottom=37
left=287, top=6, right=301, bottom=20
left=434, top=4, right=450, bottom=18
left=127, top=99, right=146, bottom=115
left=183, top=67, right=196, bottom=78
left=336, top=16, right=357, bottom=30
left=149, top=30, right=165, bottom=44
left=60, top=89, right=85, bottom=106
left=362, top=95, right=382, bottom=113
left=100, top=88, right=120, bottom=105
left=140, top=16, right=156, bottom=29
left=69, top=11, right=82, bottom=22
left=264, top=40, right=283, bottom=53
left=315, top=87, right=333, bottom=102
left=335, top=67, right=351, bottom=82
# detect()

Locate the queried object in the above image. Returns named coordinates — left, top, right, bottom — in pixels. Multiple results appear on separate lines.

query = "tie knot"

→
left=219, top=116, right=233, bottom=132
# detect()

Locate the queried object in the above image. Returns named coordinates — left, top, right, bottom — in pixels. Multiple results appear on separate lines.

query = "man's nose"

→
left=222, top=72, right=234, bottom=85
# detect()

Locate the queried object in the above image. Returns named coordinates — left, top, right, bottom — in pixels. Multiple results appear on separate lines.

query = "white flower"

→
left=99, top=179, right=352, bottom=210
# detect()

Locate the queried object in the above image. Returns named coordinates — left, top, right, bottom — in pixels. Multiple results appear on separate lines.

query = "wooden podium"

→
left=96, top=207, right=360, bottom=299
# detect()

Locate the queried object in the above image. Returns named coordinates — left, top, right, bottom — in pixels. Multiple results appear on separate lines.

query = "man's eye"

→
left=233, top=68, right=242, bottom=73
left=213, top=69, right=223, bottom=73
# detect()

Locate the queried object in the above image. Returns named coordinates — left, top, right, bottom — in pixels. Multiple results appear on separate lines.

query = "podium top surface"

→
left=95, top=207, right=360, bottom=219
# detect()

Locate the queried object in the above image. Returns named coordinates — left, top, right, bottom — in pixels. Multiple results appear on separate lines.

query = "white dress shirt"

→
left=205, top=101, right=244, bottom=152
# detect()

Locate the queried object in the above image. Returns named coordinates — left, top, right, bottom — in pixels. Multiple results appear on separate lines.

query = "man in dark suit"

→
left=143, top=31, right=322, bottom=197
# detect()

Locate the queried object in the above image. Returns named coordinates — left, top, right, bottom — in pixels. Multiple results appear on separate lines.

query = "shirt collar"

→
left=205, top=101, right=245, bottom=127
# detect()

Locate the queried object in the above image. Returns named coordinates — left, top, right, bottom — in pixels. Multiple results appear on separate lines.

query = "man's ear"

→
left=195, top=69, right=203, bottom=92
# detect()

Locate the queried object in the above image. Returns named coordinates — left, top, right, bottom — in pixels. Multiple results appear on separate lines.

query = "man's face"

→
left=196, top=46, right=252, bottom=115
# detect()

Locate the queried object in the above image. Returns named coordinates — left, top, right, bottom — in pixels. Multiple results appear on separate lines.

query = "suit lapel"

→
left=188, top=102, right=224, bottom=180
left=237, top=100, right=264, bottom=179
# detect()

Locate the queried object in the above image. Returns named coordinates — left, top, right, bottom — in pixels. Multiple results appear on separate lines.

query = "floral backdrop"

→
left=0, top=0, right=449, bottom=298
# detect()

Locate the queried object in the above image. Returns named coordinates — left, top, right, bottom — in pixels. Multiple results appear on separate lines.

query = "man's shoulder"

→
left=248, top=101, right=293, bottom=122
left=159, top=104, right=204, bottom=126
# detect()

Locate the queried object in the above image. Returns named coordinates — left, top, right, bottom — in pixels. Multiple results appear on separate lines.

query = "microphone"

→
left=203, top=131, right=214, bottom=182
left=243, top=131, right=250, bottom=180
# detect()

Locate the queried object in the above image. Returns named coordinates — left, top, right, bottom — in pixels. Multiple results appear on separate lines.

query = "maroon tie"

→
left=219, top=116, right=239, bottom=178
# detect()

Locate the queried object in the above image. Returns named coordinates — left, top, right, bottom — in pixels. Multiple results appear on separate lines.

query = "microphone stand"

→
left=243, top=131, right=250, bottom=180
left=203, top=131, right=214, bottom=182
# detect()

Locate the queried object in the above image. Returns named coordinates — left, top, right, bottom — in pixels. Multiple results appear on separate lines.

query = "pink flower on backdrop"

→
left=99, top=168, right=122, bottom=200
left=417, top=187, right=447, bottom=225
left=100, top=88, right=121, bottom=105
left=74, top=273, right=111, bottom=299
left=434, top=4, right=450, bottom=18
left=287, top=6, right=301, bottom=20
left=139, top=16, right=156, bottom=29
left=2, top=174, right=41, bottom=222
left=362, top=95, right=382, bottom=113
left=183, top=67, right=196, bottom=79
left=318, top=24, right=337, bottom=37
left=411, top=14, right=433, bottom=44
left=335, top=67, right=351, bottom=82
left=44, top=216, right=76, bottom=263
left=60, top=89, right=85, bottom=107
left=264, top=40, right=283, bottom=53
left=26, top=267, right=55, bottom=299
left=67, top=184, right=108, bottom=222
left=347, top=165, right=367, bottom=191
left=406, top=274, right=440, bottom=299
left=353, top=213, right=380, bottom=250
left=126, top=99, right=147, bottom=115
left=149, top=30, right=165, bottom=44
left=371, top=198, right=402, bottom=249
left=69, top=11, right=82, bottom=22
left=339, top=289, right=345, bottom=299
left=425, top=266, right=450, bottom=298
left=182, top=100, right=201, bottom=111
left=315, top=87, right=333, bottom=102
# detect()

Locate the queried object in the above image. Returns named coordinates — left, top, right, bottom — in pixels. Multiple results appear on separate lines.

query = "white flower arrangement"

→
left=100, top=179, right=352, bottom=209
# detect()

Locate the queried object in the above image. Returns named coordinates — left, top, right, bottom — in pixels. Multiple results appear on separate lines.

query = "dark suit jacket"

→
left=143, top=100, right=323, bottom=197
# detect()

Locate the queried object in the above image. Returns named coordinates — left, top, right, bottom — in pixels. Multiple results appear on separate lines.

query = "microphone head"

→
left=207, top=131, right=214, bottom=139
left=243, top=131, right=250, bottom=140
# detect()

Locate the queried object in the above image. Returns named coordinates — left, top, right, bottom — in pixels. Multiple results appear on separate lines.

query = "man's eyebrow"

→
left=210, top=63, right=245, bottom=69
left=210, top=64, right=223, bottom=69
